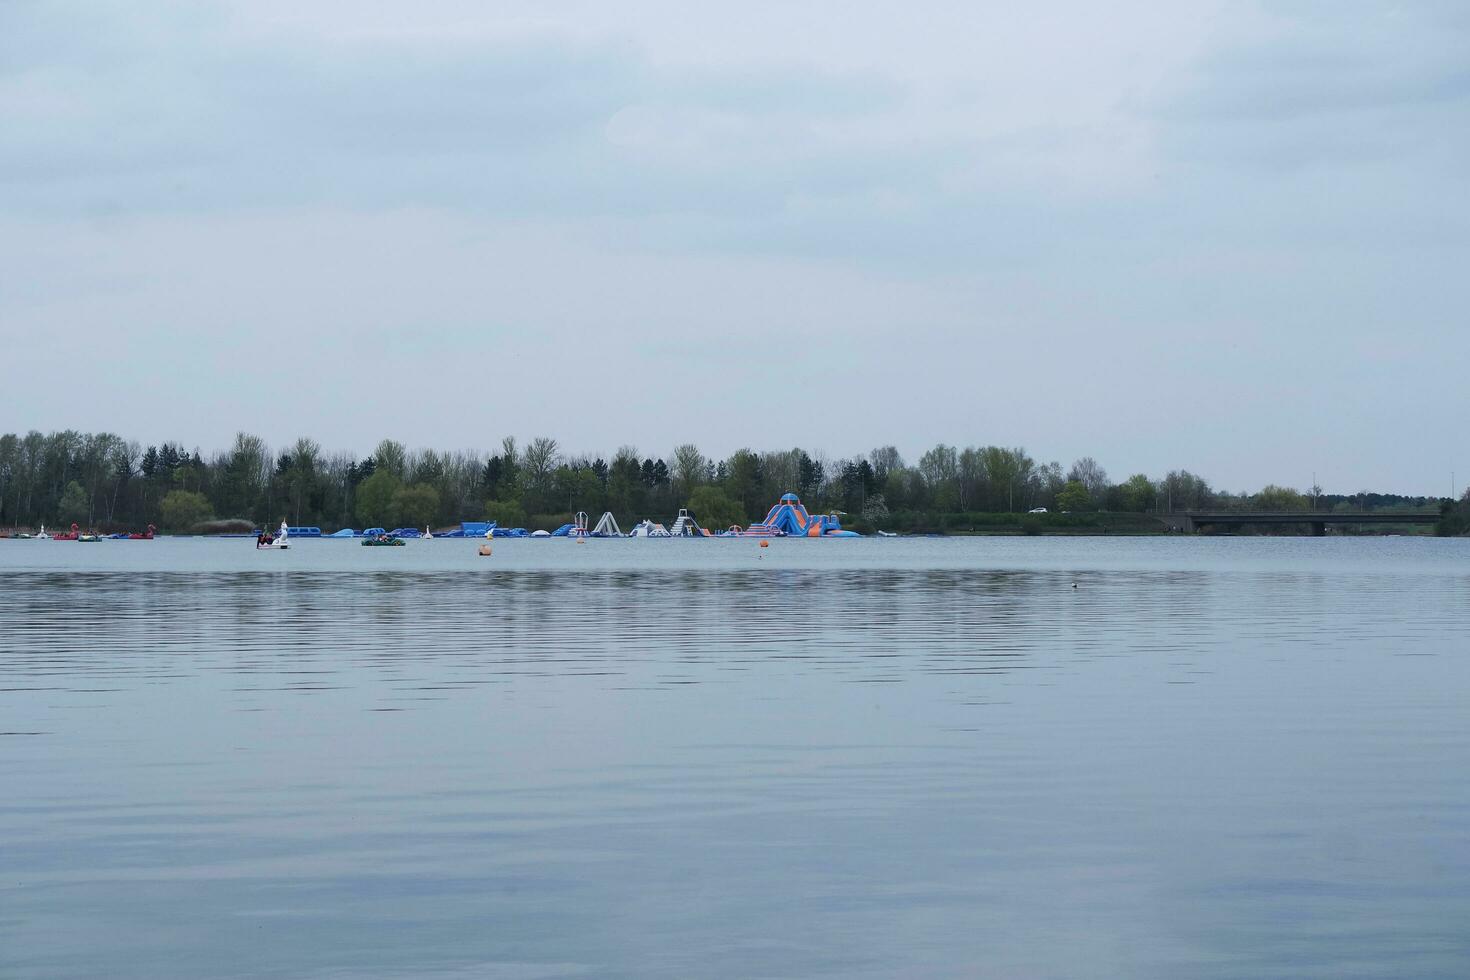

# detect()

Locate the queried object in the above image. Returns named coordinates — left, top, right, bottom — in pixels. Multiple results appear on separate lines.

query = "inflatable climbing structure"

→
left=742, top=493, right=859, bottom=537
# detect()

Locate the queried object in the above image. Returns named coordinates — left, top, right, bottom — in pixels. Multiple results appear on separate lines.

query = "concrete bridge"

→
left=1182, top=511, right=1440, bottom=536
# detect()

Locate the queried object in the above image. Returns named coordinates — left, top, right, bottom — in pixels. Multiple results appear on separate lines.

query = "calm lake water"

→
left=3, top=536, right=1468, bottom=978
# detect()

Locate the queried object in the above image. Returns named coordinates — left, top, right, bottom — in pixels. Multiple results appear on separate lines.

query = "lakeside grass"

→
left=870, top=512, right=1436, bottom=536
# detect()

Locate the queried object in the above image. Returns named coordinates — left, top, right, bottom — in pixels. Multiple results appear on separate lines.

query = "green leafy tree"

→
left=58, top=480, right=90, bottom=524
left=957, top=448, right=985, bottom=510
left=882, top=468, right=911, bottom=511
left=724, top=448, right=764, bottom=518
left=1119, top=474, right=1157, bottom=513
left=1056, top=480, right=1092, bottom=513
left=286, top=436, right=322, bottom=524
left=1034, top=461, right=1066, bottom=510
left=672, top=443, right=707, bottom=496
left=1160, top=469, right=1212, bottom=513
left=217, top=432, right=267, bottom=520
left=1067, top=457, right=1109, bottom=502
left=1254, top=484, right=1307, bottom=511
left=687, top=485, right=745, bottom=530
left=797, top=450, right=824, bottom=501
left=393, top=483, right=440, bottom=529
left=483, top=498, right=526, bottom=529
left=356, top=470, right=402, bottom=527
left=1436, top=491, right=1470, bottom=536
left=607, top=447, right=644, bottom=518
left=980, top=446, right=1035, bottom=511
left=918, top=444, right=957, bottom=487
left=555, top=466, right=603, bottom=515
left=160, top=489, right=213, bottom=531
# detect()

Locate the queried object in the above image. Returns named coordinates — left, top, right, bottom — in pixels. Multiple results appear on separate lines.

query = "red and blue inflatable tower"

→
left=743, top=493, right=859, bottom=537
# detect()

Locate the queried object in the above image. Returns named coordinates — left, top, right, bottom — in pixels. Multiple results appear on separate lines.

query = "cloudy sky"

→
left=2, top=1, right=1466, bottom=492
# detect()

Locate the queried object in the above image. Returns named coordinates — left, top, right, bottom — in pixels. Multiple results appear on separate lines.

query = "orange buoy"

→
left=759, top=540, right=769, bottom=548
left=478, top=544, right=492, bottom=556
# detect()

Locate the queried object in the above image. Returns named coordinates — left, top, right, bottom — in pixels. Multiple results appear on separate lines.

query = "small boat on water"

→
left=423, top=526, right=433, bottom=540
left=257, top=522, right=290, bottom=550
left=35, top=525, right=49, bottom=540
left=52, top=523, right=81, bottom=541
left=78, top=531, right=102, bottom=542
left=362, top=533, right=405, bottom=547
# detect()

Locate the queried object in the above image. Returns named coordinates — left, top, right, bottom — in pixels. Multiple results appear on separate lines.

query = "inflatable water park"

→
left=259, top=492, right=860, bottom=543
left=443, top=494, right=857, bottom=540
left=740, top=493, right=859, bottom=537
left=6, top=492, right=862, bottom=544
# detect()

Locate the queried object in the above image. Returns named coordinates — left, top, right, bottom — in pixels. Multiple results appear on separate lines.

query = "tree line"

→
left=0, top=429, right=1448, bottom=533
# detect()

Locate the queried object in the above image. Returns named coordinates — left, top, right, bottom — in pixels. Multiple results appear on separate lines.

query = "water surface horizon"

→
left=3, top=537, right=1468, bottom=977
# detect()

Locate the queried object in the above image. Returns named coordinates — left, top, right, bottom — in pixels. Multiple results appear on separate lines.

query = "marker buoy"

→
left=478, top=544, right=492, bottom=556
left=759, top=540, right=769, bottom=548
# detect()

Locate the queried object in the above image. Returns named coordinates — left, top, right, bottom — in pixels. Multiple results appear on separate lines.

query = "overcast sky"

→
left=2, top=1, right=1466, bottom=493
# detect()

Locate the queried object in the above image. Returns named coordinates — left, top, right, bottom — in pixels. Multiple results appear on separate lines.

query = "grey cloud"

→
left=0, top=9, right=908, bottom=225
left=2, top=1, right=1468, bottom=490
left=229, top=43, right=637, bottom=154
left=1149, top=4, right=1470, bottom=174
left=1164, top=49, right=1470, bottom=124
left=650, top=64, right=903, bottom=116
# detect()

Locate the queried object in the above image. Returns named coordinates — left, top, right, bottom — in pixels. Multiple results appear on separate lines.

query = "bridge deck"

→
left=1182, top=511, right=1438, bottom=534
left=1186, top=512, right=1437, bottom=524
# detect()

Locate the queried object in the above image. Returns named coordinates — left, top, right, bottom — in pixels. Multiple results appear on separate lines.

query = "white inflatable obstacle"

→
left=628, top=520, right=671, bottom=537
left=669, top=508, right=704, bottom=537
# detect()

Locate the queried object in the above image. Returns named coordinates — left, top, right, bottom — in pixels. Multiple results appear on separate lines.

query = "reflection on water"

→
left=2, top=540, right=1469, bottom=978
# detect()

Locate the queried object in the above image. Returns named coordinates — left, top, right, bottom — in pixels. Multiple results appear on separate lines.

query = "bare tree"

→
left=108, top=440, right=141, bottom=521
left=288, top=437, right=322, bottom=524
left=373, top=439, right=408, bottom=479
left=1068, top=457, right=1109, bottom=502
left=671, top=443, right=706, bottom=496
left=521, top=437, right=560, bottom=512
left=869, top=446, right=903, bottom=481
